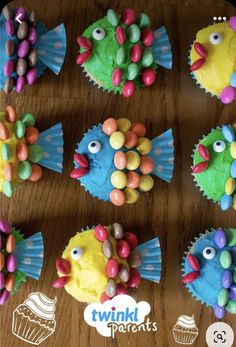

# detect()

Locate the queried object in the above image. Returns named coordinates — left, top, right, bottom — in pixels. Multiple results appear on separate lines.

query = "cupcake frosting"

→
left=176, top=315, right=197, bottom=329
left=24, top=292, right=57, bottom=320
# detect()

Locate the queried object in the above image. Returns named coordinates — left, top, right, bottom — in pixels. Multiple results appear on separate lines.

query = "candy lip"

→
left=190, top=57, right=206, bottom=72
left=183, top=271, right=200, bottom=284
left=74, top=153, right=89, bottom=168
left=194, top=42, right=208, bottom=58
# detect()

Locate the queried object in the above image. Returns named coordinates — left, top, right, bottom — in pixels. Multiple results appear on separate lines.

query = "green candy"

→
left=18, top=161, right=32, bottom=180
left=220, top=250, right=232, bottom=269
left=226, top=228, right=236, bottom=247
left=15, top=120, right=25, bottom=139
left=3, top=181, right=13, bottom=197
left=142, top=48, right=154, bottom=67
left=107, top=9, right=119, bottom=27
left=226, top=300, right=236, bottom=314
left=28, top=145, right=43, bottom=163
left=2, top=143, right=10, bottom=161
left=137, top=13, right=151, bottom=28
left=116, top=47, right=126, bottom=65
left=128, top=24, right=141, bottom=43
left=127, top=63, right=139, bottom=80
left=217, top=288, right=229, bottom=307
left=233, top=268, right=236, bottom=283
left=20, top=113, right=35, bottom=127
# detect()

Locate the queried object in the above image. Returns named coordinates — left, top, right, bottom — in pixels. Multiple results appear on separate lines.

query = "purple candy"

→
left=16, top=76, right=25, bottom=93
left=0, top=272, right=4, bottom=290
left=222, top=270, right=232, bottom=289
left=5, top=19, right=15, bottom=36
left=214, top=304, right=225, bottom=319
left=26, top=68, right=37, bottom=85
left=0, top=290, right=9, bottom=305
left=220, top=86, right=236, bottom=104
left=0, top=219, right=12, bottom=234
left=17, top=40, right=29, bottom=58
left=6, top=254, right=16, bottom=273
left=28, top=27, right=37, bottom=45
left=214, top=229, right=227, bottom=249
left=229, top=284, right=236, bottom=300
left=3, top=59, right=14, bottom=78
left=232, top=246, right=236, bottom=265
left=229, top=16, right=236, bottom=32
left=15, top=7, right=26, bottom=22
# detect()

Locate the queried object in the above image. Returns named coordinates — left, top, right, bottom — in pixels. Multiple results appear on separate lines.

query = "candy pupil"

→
left=206, top=249, right=211, bottom=254
left=96, top=29, right=101, bottom=34
left=216, top=141, right=221, bottom=146
left=91, top=142, right=96, bottom=147
left=214, top=35, right=218, bottom=40
left=73, top=250, right=77, bottom=254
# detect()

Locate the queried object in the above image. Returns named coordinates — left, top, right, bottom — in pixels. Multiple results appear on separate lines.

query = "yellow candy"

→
left=117, top=118, right=131, bottom=132
left=225, top=177, right=236, bottom=195
left=232, top=124, right=236, bottom=133
left=233, top=194, right=236, bottom=210
left=136, top=137, right=152, bottom=155
left=124, top=188, right=139, bottom=204
left=230, top=141, right=236, bottom=159
left=139, top=175, right=154, bottom=192
left=109, top=131, right=125, bottom=150
left=125, top=151, right=140, bottom=170
left=111, top=170, right=127, bottom=189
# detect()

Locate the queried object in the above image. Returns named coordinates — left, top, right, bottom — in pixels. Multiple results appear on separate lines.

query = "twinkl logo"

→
left=84, top=295, right=157, bottom=338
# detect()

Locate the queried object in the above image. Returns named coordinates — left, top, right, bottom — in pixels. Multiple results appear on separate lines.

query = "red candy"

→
left=56, top=258, right=71, bottom=275
left=70, top=167, right=89, bottom=179
left=127, top=268, right=141, bottom=288
left=141, top=68, right=156, bottom=86
left=182, top=271, right=200, bottom=284
left=76, top=51, right=92, bottom=65
left=192, top=161, right=209, bottom=174
left=131, top=44, right=142, bottom=63
left=141, top=29, right=154, bottom=47
left=190, top=58, right=205, bottom=72
left=74, top=153, right=89, bottom=168
left=121, top=8, right=136, bottom=26
left=187, top=254, right=200, bottom=271
left=53, top=276, right=70, bottom=288
left=106, top=258, right=119, bottom=278
left=123, top=232, right=138, bottom=250
left=197, top=144, right=210, bottom=161
left=94, top=225, right=108, bottom=242
left=117, top=240, right=130, bottom=259
left=101, top=292, right=112, bottom=303
left=117, top=283, right=128, bottom=295
left=77, top=36, right=93, bottom=50
left=112, top=68, right=122, bottom=87
left=122, top=81, right=135, bottom=97
left=116, top=26, right=126, bottom=45
left=194, top=42, right=208, bottom=58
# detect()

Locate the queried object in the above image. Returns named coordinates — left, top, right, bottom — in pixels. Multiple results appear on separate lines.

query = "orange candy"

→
left=6, top=234, right=16, bottom=253
left=4, top=163, right=13, bottom=181
left=126, top=171, right=140, bottom=189
left=5, top=273, right=15, bottom=292
left=0, top=252, right=5, bottom=271
left=0, top=122, right=9, bottom=140
left=16, top=143, right=28, bottom=161
left=28, top=164, right=43, bottom=182
left=124, top=131, right=138, bottom=149
left=25, top=127, right=40, bottom=144
left=102, top=118, right=118, bottom=135
left=114, top=151, right=127, bottom=170
left=110, top=189, right=126, bottom=206
left=5, top=105, right=16, bottom=123
left=131, top=123, right=146, bottom=137
left=140, top=156, right=154, bottom=174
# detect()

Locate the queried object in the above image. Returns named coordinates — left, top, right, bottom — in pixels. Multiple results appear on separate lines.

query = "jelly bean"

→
left=193, top=42, right=208, bottom=58
left=26, top=68, right=37, bottom=85
left=126, top=171, right=140, bottom=189
left=116, top=46, right=126, bottom=65
left=116, top=26, right=126, bottom=45
left=6, top=254, right=16, bottom=272
left=25, top=127, right=40, bottom=144
left=124, top=131, right=138, bottom=149
left=2, top=6, right=12, bottom=20
left=190, top=57, right=205, bottom=72
left=17, top=40, right=29, bottom=58
left=233, top=268, right=236, bottom=282
left=217, top=288, right=229, bottom=307
left=226, top=300, right=236, bottom=314
left=4, top=163, right=13, bottom=182
left=123, top=232, right=138, bottom=250
left=107, top=9, right=119, bottom=27
left=121, top=8, right=136, bottom=26
left=122, top=81, right=135, bottom=97
left=220, top=86, right=236, bottom=104
left=5, top=40, right=15, bottom=57
left=29, top=10, right=37, bottom=27
left=74, top=153, right=89, bottom=168
left=192, top=161, right=209, bottom=174
left=0, top=253, right=5, bottom=271
left=222, top=125, right=235, bottom=143
left=109, top=131, right=125, bottom=149
left=182, top=271, right=200, bottom=283
left=3, top=60, right=14, bottom=77
left=18, top=161, right=32, bottom=180
left=229, top=15, right=236, bottom=31
left=136, top=137, right=152, bottom=155
left=105, top=279, right=117, bottom=297
left=17, top=21, right=28, bottom=40
left=230, top=72, right=236, bottom=87
left=141, top=29, right=154, bottom=47
left=106, top=258, right=119, bottom=278
left=220, top=194, right=232, bottom=211
left=125, top=151, right=140, bottom=170
left=114, top=151, right=127, bottom=170
left=20, top=113, right=35, bottom=127
left=28, top=27, right=38, bottom=45
left=112, top=223, right=124, bottom=240
left=16, top=77, right=24, bottom=92
left=0, top=272, right=4, bottom=290
left=53, top=276, right=70, bottom=288
left=140, top=156, right=154, bottom=174
left=230, top=142, right=236, bottom=159
left=28, top=49, right=38, bottom=67
left=111, top=170, right=127, bottom=189
left=16, top=58, right=27, bottom=76
left=101, top=292, right=112, bottom=303
left=117, top=240, right=130, bottom=259
left=214, top=229, right=227, bottom=248
left=187, top=254, right=200, bottom=271
left=28, top=164, right=43, bottom=182
left=128, top=251, right=141, bottom=268
left=70, top=167, right=89, bottom=179
left=117, top=283, right=128, bottom=295
left=15, top=120, right=25, bottom=139
left=119, top=264, right=130, bottom=283
left=112, top=68, right=122, bottom=87
left=6, top=234, right=15, bottom=253
left=110, top=189, right=126, bottom=206
left=131, top=44, right=142, bottom=63
left=124, top=188, right=139, bottom=204
left=231, top=161, right=236, bottom=178
left=3, top=181, right=13, bottom=198
left=15, top=7, right=27, bottom=22
left=138, top=175, right=153, bottom=191
left=16, top=143, right=28, bottom=161
left=127, top=63, right=139, bottom=80
left=0, top=290, right=9, bottom=305
left=0, top=219, right=11, bottom=234
left=94, top=225, right=108, bottom=242
left=141, top=48, right=154, bottom=67
left=103, top=239, right=113, bottom=258
left=4, top=78, right=14, bottom=94
left=103, top=118, right=118, bottom=135
left=225, top=228, right=236, bottom=247
left=131, top=123, right=146, bottom=137
left=137, top=13, right=151, bottom=29
left=2, top=144, right=10, bottom=161
left=5, top=105, right=16, bottom=123
left=5, top=273, right=14, bottom=292
left=197, top=144, right=210, bottom=161
left=117, top=118, right=131, bottom=132
left=229, top=284, right=236, bottom=300
left=220, top=250, right=232, bottom=269
left=6, top=20, right=15, bottom=37
left=28, top=144, right=43, bottom=163
left=55, top=258, right=71, bottom=275
left=127, top=268, right=141, bottom=288
left=214, top=305, right=225, bottom=319
left=77, top=35, right=93, bottom=50
left=141, top=68, right=156, bottom=86
left=127, top=24, right=141, bottom=43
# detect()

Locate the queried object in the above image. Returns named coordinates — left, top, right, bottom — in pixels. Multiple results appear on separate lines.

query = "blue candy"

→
left=230, top=160, right=236, bottom=178
left=220, top=194, right=233, bottom=211
left=222, top=125, right=235, bottom=143
left=230, top=72, right=236, bottom=88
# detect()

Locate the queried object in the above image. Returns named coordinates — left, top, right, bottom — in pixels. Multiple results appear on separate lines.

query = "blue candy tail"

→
left=35, top=24, right=66, bottom=75
left=15, top=232, right=44, bottom=280
left=37, top=123, right=64, bottom=173
left=152, top=26, right=172, bottom=70
left=135, top=238, right=162, bottom=283
left=149, top=129, right=174, bottom=182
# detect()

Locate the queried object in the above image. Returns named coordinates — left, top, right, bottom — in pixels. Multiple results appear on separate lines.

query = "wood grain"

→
left=0, top=1, right=236, bottom=346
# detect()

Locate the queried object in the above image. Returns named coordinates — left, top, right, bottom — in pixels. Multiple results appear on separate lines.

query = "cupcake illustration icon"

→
left=172, top=315, right=199, bottom=345
left=12, top=292, right=57, bottom=345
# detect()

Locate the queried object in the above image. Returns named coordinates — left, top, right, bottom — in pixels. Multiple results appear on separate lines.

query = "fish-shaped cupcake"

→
left=70, top=117, right=174, bottom=206
left=0, top=106, right=64, bottom=197
left=0, top=5, right=66, bottom=94
left=76, top=8, right=172, bottom=97
left=182, top=228, right=236, bottom=318
left=190, top=16, right=236, bottom=104
left=192, top=123, right=236, bottom=211
left=0, top=219, right=44, bottom=305
left=53, top=223, right=162, bottom=303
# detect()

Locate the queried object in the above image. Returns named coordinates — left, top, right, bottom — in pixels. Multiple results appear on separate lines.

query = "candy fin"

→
left=35, top=24, right=66, bottom=74
left=149, top=129, right=174, bottom=182
left=135, top=238, right=162, bottom=282
left=152, top=26, right=172, bottom=70
left=14, top=232, right=44, bottom=280
left=37, top=123, right=64, bottom=173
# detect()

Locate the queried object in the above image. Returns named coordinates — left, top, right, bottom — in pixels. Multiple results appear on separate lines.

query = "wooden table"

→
left=1, top=0, right=236, bottom=346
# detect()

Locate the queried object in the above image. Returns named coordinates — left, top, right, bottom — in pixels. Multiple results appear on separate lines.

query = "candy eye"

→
left=202, top=247, right=216, bottom=260
left=70, top=247, right=83, bottom=260
left=88, top=141, right=101, bottom=154
left=92, top=28, right=105, bottom=40
left=213, top=140, right=226, bottom=153
left=209, top=32, right=222, bottom=45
